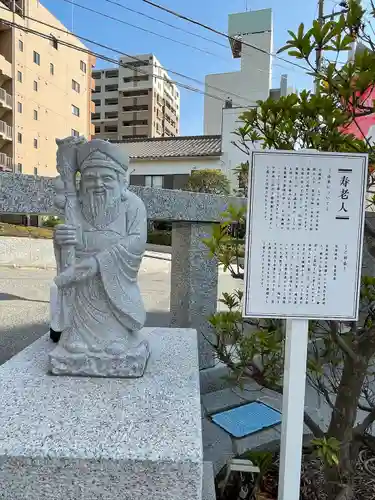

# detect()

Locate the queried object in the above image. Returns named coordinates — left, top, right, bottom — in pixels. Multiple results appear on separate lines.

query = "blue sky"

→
left=41, top=0, right=337, bottom=135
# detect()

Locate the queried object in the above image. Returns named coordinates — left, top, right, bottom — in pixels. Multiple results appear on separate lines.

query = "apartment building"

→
left=92, top=53, right=180, bottom=141
left=0, top=0, right=95, bottom=175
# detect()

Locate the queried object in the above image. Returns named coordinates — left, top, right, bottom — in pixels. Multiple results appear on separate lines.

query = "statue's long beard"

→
left=80, top=191, right=121, bottom=229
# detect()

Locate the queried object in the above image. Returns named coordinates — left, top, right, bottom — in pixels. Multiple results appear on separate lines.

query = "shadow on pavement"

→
left=0, top=292, right=49, bottom=303
left=0, top=321, right=49, bottom=365
left=0, top=311, right=171, bottom=366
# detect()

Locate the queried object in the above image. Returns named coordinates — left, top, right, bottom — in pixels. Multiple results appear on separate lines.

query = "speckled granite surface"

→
left=0, top=328, right=203, bottom=500
left=0, top=173, right=244, bottom=221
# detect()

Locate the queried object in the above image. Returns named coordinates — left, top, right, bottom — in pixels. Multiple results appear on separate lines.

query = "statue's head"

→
left=76, top=139, right=129, bottom=226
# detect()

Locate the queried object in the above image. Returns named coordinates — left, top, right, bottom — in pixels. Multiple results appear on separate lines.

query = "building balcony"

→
left=0, top=1, right=24, bottom=16
left=0, top=54, right=11, bottom=79
left=0, top=119, right=12, bottom=140
left=0, top=151, right=12, bottom=171
left=0, top=87, right=12, bottom=109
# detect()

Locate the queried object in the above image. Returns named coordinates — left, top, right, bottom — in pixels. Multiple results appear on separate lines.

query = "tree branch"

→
left=354, top=408, right=375, bottom=435
left=303, top=412, right=325, bottom=438
left=329, top=321, right=359, bottom=362
left=365, top=218, right=375, bottom=240
left=358, top=402, right=374, bottom=413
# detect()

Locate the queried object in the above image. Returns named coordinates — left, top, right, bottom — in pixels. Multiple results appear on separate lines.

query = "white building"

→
left=92, top=54, right=180, bottom=141
left=204, top=8, right=275, bottom=136
left=112, top=135, right=223, bottom=189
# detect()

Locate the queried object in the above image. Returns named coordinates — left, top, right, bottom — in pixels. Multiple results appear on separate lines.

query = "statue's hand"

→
left=54, top=224, right=78, bottom=247
left=54, top=257, right=98, bottom=289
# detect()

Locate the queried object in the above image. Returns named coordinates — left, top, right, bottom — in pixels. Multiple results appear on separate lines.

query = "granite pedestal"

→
left=0, top=328, right=203, bottom=500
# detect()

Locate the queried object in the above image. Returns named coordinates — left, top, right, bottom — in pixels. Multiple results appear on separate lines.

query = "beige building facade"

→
left=92, top=53, right=180, bottom=141
left=0, top=0, right=95, bottom=176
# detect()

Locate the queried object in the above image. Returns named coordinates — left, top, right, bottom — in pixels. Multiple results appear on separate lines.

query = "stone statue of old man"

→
left=49, top=137, right=149, bottom=377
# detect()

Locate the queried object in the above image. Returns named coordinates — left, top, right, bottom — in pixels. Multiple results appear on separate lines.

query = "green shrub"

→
left=147, top=230, right=171, bottom=246
left=42, top=216, right=63, bottom=228
left=0, top=222, right=53, bottom=239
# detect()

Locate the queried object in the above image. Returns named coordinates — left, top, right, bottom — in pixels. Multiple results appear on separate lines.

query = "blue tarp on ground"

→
left=211, top=401, right=282, bottom=438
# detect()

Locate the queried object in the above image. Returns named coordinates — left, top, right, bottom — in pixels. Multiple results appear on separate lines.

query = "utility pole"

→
left=315, top=0, right=349, bottom=94
left=315, top=0, right=325, bottom=94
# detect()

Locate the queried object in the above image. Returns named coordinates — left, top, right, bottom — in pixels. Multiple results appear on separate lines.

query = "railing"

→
left=0, top=55, right=12, bottom=80
left=0, top=152, right=11, bottom=171
left=0, top=173, right=245, bottom=370
left=0, top=88, right=12, bottom=109
left=0, top=120, right=11, bottom=140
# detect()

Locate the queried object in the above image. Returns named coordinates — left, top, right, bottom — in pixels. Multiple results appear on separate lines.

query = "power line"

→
left=102, top=0, right=222, bottom=48
left=142, top=0, right=310, bottom=73
left=58, top=0, right=227, bottom=61
left=0, top=11, right=248, bottom=106
left=0, top=5, right=263, bottom=106
left=59, top=0, right=282, bottom=78
left=99, top=0, right=296, bottom=75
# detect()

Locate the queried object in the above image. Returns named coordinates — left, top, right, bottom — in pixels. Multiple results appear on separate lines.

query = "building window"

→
left=105, top=98, right=118, bottom=106
left=80, top=60, right=87, bottom=73
left=17, top=71, right=22, bottom=82
left=92, top=99, right=101, bottom=107
left=33, top=51, right=40, bottom=65
left=34, top=167, right=38, bottom=176
left=105, top=111, right=118, bottom=119
left=34, top=138, right=38, bottom=149
left=104, top=125, right=118, bottom=133
left=18, top=39, right=23, bottom=52
left=17, top=102, right=22, bottom=113
left=33, top=80, right=38, bottom=91
left=17, top=163, right=22, bottom=173
left=50, top=63, right=54, bottom=75
left=122, top=104, right=148, bottom=112
left=17, top=132, right=22, bottom=143
left=122, top=119, right=148, bottom=126
left=33, top=109, right=38, bottom=120
left=72, top=79, right=80, bottom=93
left=72, top=105, right=80, bottom=117
left=50, top=36, right=58, bottom=50
left=71, top=129, right=79, bottom=137
left=92, top=71, right=101, bottom=80
left=145, top=176, right=163, bottom=188
left=105, top=70, right=118, bottom=78
left=123, top=89, right=149, bottom=98
left=105, top=84, right=118, bottom=92
left=93, top=85, right=101, bottom=93
left=123, top=75, right=148, bottom=84
left=94, top=125, right=100, bottom=134
left=91, top=112, right=100, bottom=120
left=122, top=59, right=149, bottom=68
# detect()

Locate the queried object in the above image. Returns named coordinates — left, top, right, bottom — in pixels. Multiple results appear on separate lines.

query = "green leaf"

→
left=277, top=44, right=293, bottom=54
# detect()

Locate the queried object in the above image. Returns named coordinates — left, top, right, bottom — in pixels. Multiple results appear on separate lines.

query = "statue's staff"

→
left=54, top=136, right=86, bottom=329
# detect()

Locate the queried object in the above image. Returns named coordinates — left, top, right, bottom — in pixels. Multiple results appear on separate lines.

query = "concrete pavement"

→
left=0, top=254, right=239, bottom=365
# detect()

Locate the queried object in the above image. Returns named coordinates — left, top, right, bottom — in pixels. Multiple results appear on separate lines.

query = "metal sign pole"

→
left=278, top=319, right=309, bottom=500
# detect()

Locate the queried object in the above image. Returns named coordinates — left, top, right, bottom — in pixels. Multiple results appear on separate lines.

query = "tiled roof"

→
left=111, top=135, right=222, bottom=160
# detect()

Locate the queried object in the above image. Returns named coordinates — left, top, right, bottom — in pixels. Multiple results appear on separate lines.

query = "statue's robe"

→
left=54, top=191, right=147, bottom=353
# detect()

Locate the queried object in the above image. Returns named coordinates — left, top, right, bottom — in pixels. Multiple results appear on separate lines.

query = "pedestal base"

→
left=0, top=328, right=202, bottom=500
left=49, top=340, right=150, bottom=378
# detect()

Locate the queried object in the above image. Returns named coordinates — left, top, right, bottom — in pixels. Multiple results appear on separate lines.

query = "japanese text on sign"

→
left=243, top=151, right=367, bottom=320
